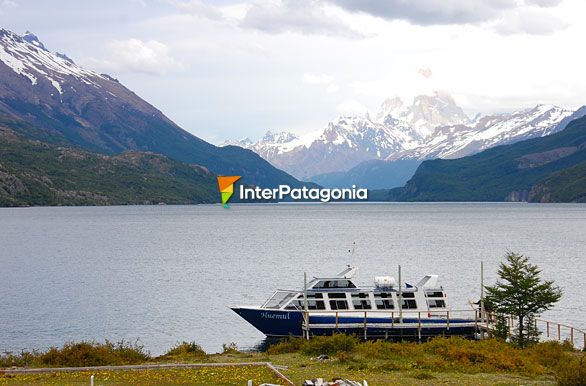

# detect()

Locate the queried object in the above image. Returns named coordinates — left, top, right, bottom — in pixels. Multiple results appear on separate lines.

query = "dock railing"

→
left=301, top=309, right=586, bottom=350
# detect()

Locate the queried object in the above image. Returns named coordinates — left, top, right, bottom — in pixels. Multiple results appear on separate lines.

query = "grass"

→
left=0, top=366, right=282, bottom=385
left=1, top=337, right=584, bottom=385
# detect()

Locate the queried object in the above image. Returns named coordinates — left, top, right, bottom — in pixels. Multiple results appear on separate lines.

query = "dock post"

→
left=335, top=312, right=339, bottom=329
left=480, top=261, right=485, bottom=339
left=546, top=321, right=550, bottom=338
left=571, top=328, right=574, bottom=346
left=418, top=312, right=422, bottom=341
left=474, top=310, right=478, bottom=335
left=558, top=324, right=561, bottom=341
left=364, top=311, right=367, bottom=340
left=398, top=265, right=403, bottom=339
left=446, top=311, right=450, bottom=331
left=304, top=272, right=309, bottom=340
left=583, top=333, right=585, bottom=350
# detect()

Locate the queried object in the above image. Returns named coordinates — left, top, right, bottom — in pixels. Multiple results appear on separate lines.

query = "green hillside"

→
left=529, top=160, right=586, bottom=203
left=0, top=127, right=218, bottom=207
left=394, top=115, right=586, bottom=202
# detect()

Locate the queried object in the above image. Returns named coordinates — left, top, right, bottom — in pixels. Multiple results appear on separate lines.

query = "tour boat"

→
left=231, top=266, right=481, bottom=340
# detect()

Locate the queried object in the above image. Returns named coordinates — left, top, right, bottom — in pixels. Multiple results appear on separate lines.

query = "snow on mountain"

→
left=0, top=28, right=105, bottom=96
left=225, top=115, right=425, bottom=179
left=376, top=91, right=470, bottom=138
left=389, top=104, right=574, bottom=160
left=225, top=95, right=577, bottom=180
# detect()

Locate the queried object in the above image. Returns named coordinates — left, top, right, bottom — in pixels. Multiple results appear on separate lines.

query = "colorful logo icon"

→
left=217, top=176, right=241, bottom=208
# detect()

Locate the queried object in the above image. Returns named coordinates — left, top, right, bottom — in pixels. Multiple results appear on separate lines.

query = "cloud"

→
left=325, top=0, right=518, bottom=26
left=240, top=0, right=363, bottom=38
left=93, top=39, right=184, bottom=75
left=171, top=0, right=224, bottom=20
left=0, top=0, right=16, bottom=14
left=494, top=7, right=568, bottom=35
left=336, top=100, right=368, bottom=115
left=325, top=0, right=567, bottom=34
left=302, top=73, right=340, bottom=93
left=525, top=0, right=563, bottom=6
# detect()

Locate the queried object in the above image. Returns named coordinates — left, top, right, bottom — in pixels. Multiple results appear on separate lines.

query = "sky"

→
left=1, top=0, right=586, bottom=144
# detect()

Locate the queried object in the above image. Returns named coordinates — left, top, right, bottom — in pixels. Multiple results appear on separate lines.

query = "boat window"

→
left=351, top=293, right=371, bottom=310
left=329, top=300, right=349, bottom=310
left=307, top=293, right=323, bottom=299
left=313, top=280, right=356, bottom=289
left=264, top=291, right=298, bottom=309
left=374, top=293, right=394, bottom=310
left=428, top=299, right=446, bottom=308
left=402, top=292, right=415, bottom=298
left=328, top=293, right=347, bottom=299
left=401, top=299, right=417, bottom=309
left=284, top=300, right=303, bottom=310
left=425, top=291, right=444, bottom=298
left=287, top=298, right=326, bottom=310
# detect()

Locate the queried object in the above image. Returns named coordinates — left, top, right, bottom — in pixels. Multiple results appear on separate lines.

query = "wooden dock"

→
left=301, top=309, right=586, bottom=350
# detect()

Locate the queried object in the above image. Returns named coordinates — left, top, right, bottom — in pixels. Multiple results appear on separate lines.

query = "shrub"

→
left=0, top=340, right=150, bottom=368
left=268, top=334, right=358, bottom=356
left=555, top=355, right=586, bottom=386
left=267, top=337, right=304, bottom=355
left=163, top=341, right=206, bottom=359
left=222, top=342, right=239, bottom=354
left=300, top=334, right=359, bottom=356
left=335, top=351, right=352, bottom=363
left=40, top=340, right=149, bottom=367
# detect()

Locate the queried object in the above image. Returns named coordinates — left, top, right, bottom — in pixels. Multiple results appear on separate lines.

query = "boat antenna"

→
left=348, top=241, right=356, bottom=258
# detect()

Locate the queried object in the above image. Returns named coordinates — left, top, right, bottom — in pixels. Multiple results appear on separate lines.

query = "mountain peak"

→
left=376, top=96, right=404, bottom=120
left=22, top=31, right=47, bottom=51
left=261, top=130, right=298, bottom=144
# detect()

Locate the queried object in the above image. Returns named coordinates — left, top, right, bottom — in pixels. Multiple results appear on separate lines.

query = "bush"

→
left=40, top=340, right=149, bottom=367
left=555, top=355, right=586, bottom=386
left=162, top=341, right=206, bottom=359
left=222, top=342, right=239, bottom=354
left=267, top=337, right=304, bottom=355
left=0, top=340, right=150, bottom=368
left=300, top=334, right=358, bottom=356
left=267, top=334, right=358, bottom=356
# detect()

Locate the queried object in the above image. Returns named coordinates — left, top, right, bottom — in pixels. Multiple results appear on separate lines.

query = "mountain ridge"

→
left=225, top=93, right=577, bottom=185
left=0, top=28, right=303, bottom=189
left=386, top=114, right=586, bottom=202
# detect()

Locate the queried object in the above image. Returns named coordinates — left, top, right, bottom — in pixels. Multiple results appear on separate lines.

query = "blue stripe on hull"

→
left=231, top=308, right=477, bottom=339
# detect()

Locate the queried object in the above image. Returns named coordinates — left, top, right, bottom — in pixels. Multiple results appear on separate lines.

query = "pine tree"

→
left=485, top=252, right=562, bottom=347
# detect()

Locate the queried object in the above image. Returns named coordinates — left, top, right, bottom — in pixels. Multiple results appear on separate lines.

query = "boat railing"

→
left=301, top=309, right=488, bottom=341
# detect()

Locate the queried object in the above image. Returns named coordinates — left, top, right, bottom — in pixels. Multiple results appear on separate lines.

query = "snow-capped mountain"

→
left=226, top=92, right=577, bottom=180
left=0, top=28, right=304, bottom=188
left=227, top=114, right=425, bottom=178
left=389, top=104, right=575, bottom=160
left=375, top=91, right=471, bottom=138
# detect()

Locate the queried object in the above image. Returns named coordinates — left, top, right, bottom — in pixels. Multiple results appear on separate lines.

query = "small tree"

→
left=485, top=252, right=562, bottom=347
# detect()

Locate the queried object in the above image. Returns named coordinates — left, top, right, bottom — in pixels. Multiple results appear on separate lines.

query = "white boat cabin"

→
left=261, top=266, right=449, bottom=313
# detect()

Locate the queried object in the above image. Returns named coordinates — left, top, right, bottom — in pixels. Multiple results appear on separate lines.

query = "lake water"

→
left=0, top=203, right=585, bottom=355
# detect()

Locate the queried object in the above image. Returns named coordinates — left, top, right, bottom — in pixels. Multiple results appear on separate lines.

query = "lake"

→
left=0, top=203, right=585, bottom=355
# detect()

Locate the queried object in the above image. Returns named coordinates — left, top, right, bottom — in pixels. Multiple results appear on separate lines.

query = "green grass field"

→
left=2, top=337, right=584, bottom=385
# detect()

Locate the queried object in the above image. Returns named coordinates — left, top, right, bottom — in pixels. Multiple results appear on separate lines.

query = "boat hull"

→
left=231, top=307, right=305, bottom=337
left=231, top=307, right=478, bottom=339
